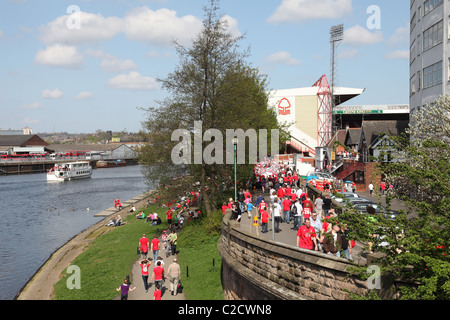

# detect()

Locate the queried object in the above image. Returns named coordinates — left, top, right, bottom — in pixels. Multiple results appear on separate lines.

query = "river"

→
left=0, top=165, right=151, bottom=300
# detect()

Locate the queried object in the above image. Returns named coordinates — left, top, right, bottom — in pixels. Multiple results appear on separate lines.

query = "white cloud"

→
left=85, top=49, right=138, bottom=72
left=39, top=11, right=124, bottom=45
left=384, top=50, right=409, bottom=60
left=35, top=44, right=83, bottom=68
left=100, top=57, right=137, bottom=72
left=76, top=91, right=94, bottom=100
left=107, top=71, right=159, bottom=90
left=124, top=7, right=203, bottom=47
left=221, top=15, right=242, bottom=38
left=267, top=0, right=353, bottom=24
left=387, top=25, right=409, bottom=47
left=19, top=102, right=43, bottom=110
left=42, top=88, right=64, bottom=99
left=343, top=25, right=383, bottom=46
left=266, top=51, right=301, bottom=65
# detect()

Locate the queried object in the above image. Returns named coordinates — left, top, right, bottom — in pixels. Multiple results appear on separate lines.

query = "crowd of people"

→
left=225, top=157, right=355, bottom=261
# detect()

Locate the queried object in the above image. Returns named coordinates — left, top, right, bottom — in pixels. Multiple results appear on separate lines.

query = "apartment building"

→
left=410, top=0, right=449, bottom=112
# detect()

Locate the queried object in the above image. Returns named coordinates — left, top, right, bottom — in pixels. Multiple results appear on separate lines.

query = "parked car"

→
left=332, top=192, right=360, bottom=203
left=350, top=201, right=398, bottom=220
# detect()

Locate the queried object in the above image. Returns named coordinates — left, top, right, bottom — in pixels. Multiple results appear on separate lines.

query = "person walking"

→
left=296, top=218, right=318, bottom=251
left=323, top=224, right=343, bottom=257
left=167, top=258, right=181, bottom=296
left=169, top=229, right=178, bottom=256
left=260, top=207, right=270, bottom=233
left=282, top=196, right=291, bottom=224
left=151, top=261, right=165, bottom=292
left=272, top=197, right=282, bottom=232
left=139, top=259, right=152, bottom=293
left=291, top=199, right=302, bottom=230
left=369, top=182, right=374, bottom=197
left=323, top=195, right=332, bottom=217
left=116, top=278, right=135, bottom=300
left=139, top=234, right=149, bottom=260
left=153, top=284, right=162, bottom=300
left=151, top=235, right=160, bottom=262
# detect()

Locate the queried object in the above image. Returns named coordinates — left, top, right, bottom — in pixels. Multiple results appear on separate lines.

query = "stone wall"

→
left=218, top=210, right=370, bottom=300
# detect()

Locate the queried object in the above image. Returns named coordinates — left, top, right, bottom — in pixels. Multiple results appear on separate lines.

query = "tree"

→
left=337, top=96, right=450, bottom=299
left=140, top=0, right=285, bottom=215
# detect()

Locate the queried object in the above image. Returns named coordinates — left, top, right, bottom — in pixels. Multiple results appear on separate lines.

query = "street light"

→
left=232, top=137, right=239, bottom=202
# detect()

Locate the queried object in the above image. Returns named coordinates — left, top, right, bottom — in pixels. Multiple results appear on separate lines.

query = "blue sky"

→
left=0, top=0, right=410, bottom=133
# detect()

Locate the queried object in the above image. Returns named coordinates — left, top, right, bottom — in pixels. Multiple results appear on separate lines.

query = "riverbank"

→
left=15, top=191, right=155, bottom=300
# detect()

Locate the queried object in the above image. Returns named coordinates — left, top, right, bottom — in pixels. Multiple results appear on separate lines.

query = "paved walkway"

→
left=127, top=243, right=186, bottom=301
left=238, top=188, right=411, bottom=266
left=238, top=190, right=368, bottom=265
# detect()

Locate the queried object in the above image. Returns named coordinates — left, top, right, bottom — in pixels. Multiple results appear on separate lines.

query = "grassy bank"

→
left=52, top=202, right=224, bottom=300
left=177, top=211, right=224, bottom=300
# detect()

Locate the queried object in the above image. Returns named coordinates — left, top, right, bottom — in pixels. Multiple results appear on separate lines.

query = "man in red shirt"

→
left=151, top=261, right=165, bottom=291
left=166, top=208, right=173, bottom=229
left=282, top=196, right=292, bottom=224
left=302, top=197, right=314, bottom=219
left=260, top=208, right=270, bottom=233
left=139, top=234, right=149, bottom=260
left=296, top=218, right=318, bottom=251
left=276, top=185, right=285, bottom=199
left=151, top=236, right=160, bottom=262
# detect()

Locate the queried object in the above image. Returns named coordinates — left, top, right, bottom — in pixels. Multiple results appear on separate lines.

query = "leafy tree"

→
left=140, top=0, right=285, bottom=215
left=336, top=95, right=450, bottom=299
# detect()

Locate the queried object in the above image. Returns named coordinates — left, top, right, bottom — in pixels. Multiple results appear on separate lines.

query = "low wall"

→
left=218, top=210, right=371, bottom=300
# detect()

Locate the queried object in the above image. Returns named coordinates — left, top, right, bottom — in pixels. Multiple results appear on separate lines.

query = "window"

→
left=417, top=70, right=421, bottom=91
left=410, top=12, right=417, bottom=33
left=410, top=39, right=416, bottom=63
left=423, top=20, right=443, bottom=51
left=417, top=34, right=421, bottom=56
left=410, top=74, right=417, bottom=96
left=424, top=0, right=443, bottom=16
left=423, top=60, right=442, bottom=89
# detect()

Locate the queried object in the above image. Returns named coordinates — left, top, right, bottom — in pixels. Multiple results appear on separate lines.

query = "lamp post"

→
left=232, top=137, right=239, bottom=202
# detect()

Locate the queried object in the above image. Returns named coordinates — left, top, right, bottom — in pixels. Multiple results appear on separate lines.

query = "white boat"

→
left=47, top=162, right=92, bottom=182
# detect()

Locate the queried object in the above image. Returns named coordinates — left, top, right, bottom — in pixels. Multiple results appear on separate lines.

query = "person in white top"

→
left=272, top=197, right=282, bottom=233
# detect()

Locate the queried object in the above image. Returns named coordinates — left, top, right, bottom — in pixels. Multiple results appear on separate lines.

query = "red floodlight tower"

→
left=313, top=74, right=332, bottom=147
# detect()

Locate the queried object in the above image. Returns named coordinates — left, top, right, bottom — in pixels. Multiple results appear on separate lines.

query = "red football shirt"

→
left=153, top=266, right=164, bottom=281
left=297, top=225, right=316, bottom=250
left=151, top=238, right=160, bottom=251
left=139, top=237, right=149, bottom=253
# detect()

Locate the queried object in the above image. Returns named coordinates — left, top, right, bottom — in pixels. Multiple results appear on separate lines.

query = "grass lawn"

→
left=53, top=205, right=168, bottom=300
left=177, top=212, right=224, bottom=300
left=53, top=203, right=224, bottom=300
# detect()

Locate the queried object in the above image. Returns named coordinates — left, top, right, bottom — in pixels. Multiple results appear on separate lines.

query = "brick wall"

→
left=218, top=211, right=371, bottom=300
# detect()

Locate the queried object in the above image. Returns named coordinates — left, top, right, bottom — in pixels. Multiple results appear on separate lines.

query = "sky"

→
left=0, top=0, right=410, bottom=134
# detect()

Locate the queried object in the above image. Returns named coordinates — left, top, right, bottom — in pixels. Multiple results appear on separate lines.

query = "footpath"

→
left=126, top=229, right=186, bottom=301
left=239, top=189, right=368, bottom=265
left=240, top=187, right=410, bottom=266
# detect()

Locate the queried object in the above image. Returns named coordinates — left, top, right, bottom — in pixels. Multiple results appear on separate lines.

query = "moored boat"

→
left=47, top=161, right=92, bottom=182
left=96, top=159, right=126, bottom=168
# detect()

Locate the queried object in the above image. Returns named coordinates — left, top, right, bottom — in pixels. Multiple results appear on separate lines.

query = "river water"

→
left=0, top=165, right=151, bottom=300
